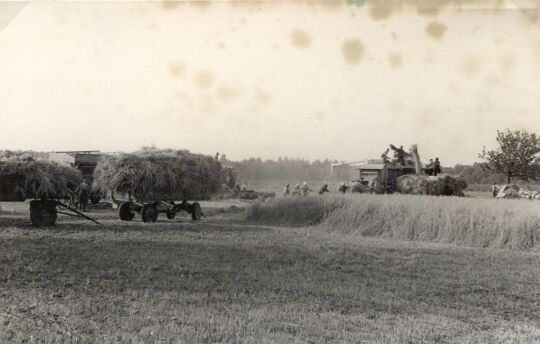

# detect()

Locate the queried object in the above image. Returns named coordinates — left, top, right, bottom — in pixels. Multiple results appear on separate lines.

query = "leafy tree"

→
left=479, top=129, right=540, bottom=183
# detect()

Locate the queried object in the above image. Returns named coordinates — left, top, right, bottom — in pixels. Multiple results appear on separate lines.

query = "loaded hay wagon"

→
left=0, top=157, right=102, bottom=226
left=93, top=149, right=222, bottom=223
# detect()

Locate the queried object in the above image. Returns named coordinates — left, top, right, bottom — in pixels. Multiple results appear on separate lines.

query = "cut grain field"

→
left=0, top=198, right=539, bottom=343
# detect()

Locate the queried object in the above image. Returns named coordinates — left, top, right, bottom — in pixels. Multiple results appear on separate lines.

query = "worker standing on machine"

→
left=433, top=158, right=441, bottom=176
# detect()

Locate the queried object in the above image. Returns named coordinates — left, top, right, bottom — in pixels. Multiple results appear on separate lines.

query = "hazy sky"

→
left=1, top=0, right=540, bottom=165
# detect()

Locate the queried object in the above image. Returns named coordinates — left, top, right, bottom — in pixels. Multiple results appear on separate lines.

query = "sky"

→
left=0, top=0, right=540, bottom=166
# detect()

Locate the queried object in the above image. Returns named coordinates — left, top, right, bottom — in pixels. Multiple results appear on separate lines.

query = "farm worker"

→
left=396, top=146, right=406, bottom=166
left=283, top=184, right=290, bottom=196
left=293, top=183, right=301, bottom=195
left=390, top=145, right=406, bottom=166
left=318, top=182, right=329, bottom=195
left=233, top=182, right=241, bottom=195
left=381, top=149, right=390, bottom=164
left=491, top=184, right=499, bottom=197
left=300, top=182, right=312, bottom=197
left=433, top=158, right=441, bottom=176
left=78, top=180, right=90, bottom=212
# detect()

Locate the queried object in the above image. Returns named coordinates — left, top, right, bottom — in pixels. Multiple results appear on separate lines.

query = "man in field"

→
left=300, top=182, right=312, bottom=197
left=433, top=158, right=441, bottom=176
left=283, top=184, right=290, bottom=196
left=491, top=183, right=499, bottom=197
left=292, top=183, right=301, bottom=196
left=318, top=182, right=329, bottom=195
left=78, top=179, right=90, bottom=212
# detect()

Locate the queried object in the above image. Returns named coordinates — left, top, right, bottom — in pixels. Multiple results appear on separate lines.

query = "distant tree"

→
left=479, top=129, right=540, bottom=183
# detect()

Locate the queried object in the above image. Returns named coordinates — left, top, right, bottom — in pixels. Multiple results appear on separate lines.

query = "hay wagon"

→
left=0, top=163, right=101, bottom=226
left=94, top=149, right=224, bottom=223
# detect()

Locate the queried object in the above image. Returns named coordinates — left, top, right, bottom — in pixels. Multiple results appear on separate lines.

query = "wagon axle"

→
left=118, top=200, right=202, bottom=223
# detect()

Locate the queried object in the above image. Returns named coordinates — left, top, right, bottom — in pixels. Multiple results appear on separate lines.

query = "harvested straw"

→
left=94, top=148, right=223, bottom=202
left=396, top=174, right=467, bottom=196
left=0, top=160, right=82, bottom=200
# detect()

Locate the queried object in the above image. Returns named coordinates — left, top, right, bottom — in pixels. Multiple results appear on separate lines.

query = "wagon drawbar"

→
left=30, top=199, right=103, bottom=226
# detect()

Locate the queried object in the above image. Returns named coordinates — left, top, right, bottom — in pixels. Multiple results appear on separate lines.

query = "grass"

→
left=246, top=194, right=540, bottom=250
left=0, top=199, right=539, bottom=343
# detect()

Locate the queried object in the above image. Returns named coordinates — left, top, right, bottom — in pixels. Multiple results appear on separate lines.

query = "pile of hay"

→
left=93, top=148, right=223, bottom=202
left=0, top=160, right=82, bottom=201
left=396, top=174, right=467, bottom=196
left=351, top=181, right=370, bottom=193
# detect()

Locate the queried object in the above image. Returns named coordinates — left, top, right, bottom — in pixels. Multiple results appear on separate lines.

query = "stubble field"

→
left=0, top=195, right=539, bottom=343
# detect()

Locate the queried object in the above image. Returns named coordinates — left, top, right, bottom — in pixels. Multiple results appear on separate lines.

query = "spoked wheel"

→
left=190, top=202, right=202, bottom=221
left=89, top=192, right=101, bottom=205
left=29, top=200, right=58, bottom=227
left=118, top=202, right=135, bottom=221
left=141, top=204, right=158, bottom=223
left=166, top=210, right=176, bottom=220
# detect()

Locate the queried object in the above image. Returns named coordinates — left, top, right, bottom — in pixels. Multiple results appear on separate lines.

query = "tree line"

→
left=220, top=156, right=340, bottom=182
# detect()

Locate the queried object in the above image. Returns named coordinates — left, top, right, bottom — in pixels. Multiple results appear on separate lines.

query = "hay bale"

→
left=351, top=182, right=369, bottom=193
left=0, top=160, right=82, bottom=200
left=396, top=174, right=467, bottom=196
left=94, top=148, right=223, bottom=202
left=395, top=174, right=427, bottom=194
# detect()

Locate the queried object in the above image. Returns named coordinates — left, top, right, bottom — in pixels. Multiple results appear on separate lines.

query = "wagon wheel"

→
left=29, top=200, right=58, bottom=227
left=141, top=204, right=158, bottom=223
left=191, top=202, right=202, bottom=221
left=118, top=202, right=135, bottom=221
left=372, top=179, right=382, bottom=194
left=166, top=210, right=176, bottom=220
left=89, top=192, right=101, bottom=205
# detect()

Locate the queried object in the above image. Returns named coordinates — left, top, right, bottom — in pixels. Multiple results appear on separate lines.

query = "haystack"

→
left=93, top=148, right=222, bottom=202
left=396, top=174, right=467, bottom=196
left=0, top=160, right=82, bottom=201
